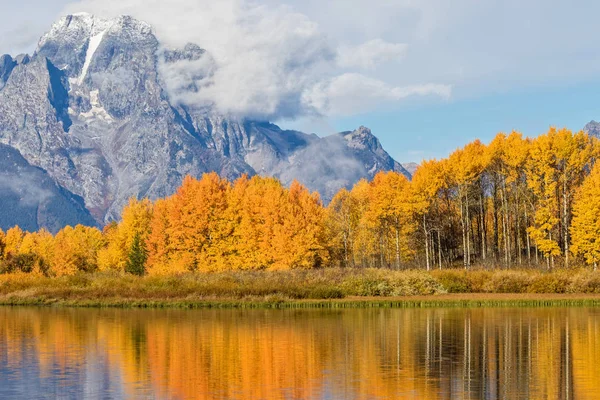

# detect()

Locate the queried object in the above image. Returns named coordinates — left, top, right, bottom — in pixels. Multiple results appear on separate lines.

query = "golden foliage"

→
left=3, top=127, right=600, bottom=274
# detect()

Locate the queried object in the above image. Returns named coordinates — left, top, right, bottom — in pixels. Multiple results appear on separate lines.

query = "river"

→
left=1, top=306, right=599, bottom=399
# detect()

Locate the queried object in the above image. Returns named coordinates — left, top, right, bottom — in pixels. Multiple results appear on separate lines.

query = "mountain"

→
left=401, top=162, right=419, bottom=176
left=0, top=13, right=409, bottom=230
left=584, top=121, right=600, bottom=137
left=0, top=144, right=96, bottom=233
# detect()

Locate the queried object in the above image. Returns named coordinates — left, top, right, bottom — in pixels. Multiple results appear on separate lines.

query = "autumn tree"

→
left=411, top=159, right=447, bottom=270
left=274, top=180, right=328, bottom=269
left=571, top=164, right=600, bottom=269
left=0, top=229, right=5, bottom=261
left=4, top=226, right=24, bottom=257
left=98, top=198, right=153, bottom=272
left=3, top=125, right=600, bottom=276
left=326, top=189, right=360, bottom=267
left=486, top=132, right=532, bottom=266
left=553, top=129, right=597, bottom=267
left=161, top=173, right=231, bottom=272
left=146, top=199, right=175, bottom=275
left=52, top=225, right=104, bottom=276
left=448, top=141, right=487, bottom=268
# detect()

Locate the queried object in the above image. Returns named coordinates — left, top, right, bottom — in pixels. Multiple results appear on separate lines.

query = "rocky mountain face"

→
left=401, top=162, right=419, bottom=176
left=0, top=144, right=95, bottom=233
left=584, top=121, right=600, bottom=138
left=0, top=13, right=410, bottom=230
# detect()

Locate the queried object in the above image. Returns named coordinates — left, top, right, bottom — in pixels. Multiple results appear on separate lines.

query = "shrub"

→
left=483, top=271, right=531, bottom=293
left=0, top=253, right=38, bottom=274
left=433, top=271, right=472, bottom=293
left=568, top=271, right=600, bottom=293
left=528, top=273, right=570, bottom=293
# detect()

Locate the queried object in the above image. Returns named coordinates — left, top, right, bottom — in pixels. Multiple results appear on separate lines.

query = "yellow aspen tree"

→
left=487, top=132, right=531, bottom=267
left=278, top=180, right=328, bottom=269
left=449, top=140, right=487, bottom=269
left=0, top=229, right=5, bottom=260
left=17, top=230, right=54, bottom=275
left=98, top=198, right=153, bottom=272
left=553, top=128, right=595, bottom=268
left=411, top=159, right=446, bottom=270
left=366, top=171, right=415, bottom=269
left=164, top=174, right=230, bottom=272
left=32, top=230, right=55, bottom=274
left=571, top=164, right=600, bottom=269
left=229, top=175, right=283, bottom=270
left=350, top=179, right=378, bottom=267
left=146, top=199, right=174, bottom=275
left=527, top=130, right=561, bottom=269
left=503, top=132, right=531, bottom=266
left=326, top=188, right=361, bottom=267
left=52, top=225, right=104, bottom=276
left=4, top=226, right=24, bottom=257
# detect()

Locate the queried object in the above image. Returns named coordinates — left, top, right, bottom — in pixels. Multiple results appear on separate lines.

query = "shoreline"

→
left=3, top=293, right=600, bottom=309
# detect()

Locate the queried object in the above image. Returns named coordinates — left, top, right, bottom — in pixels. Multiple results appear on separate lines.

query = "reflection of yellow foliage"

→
left=1, top=308, right=599, bottom=399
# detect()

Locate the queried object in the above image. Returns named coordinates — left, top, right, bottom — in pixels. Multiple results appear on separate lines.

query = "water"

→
left=1, top=307, right=599, bottom=399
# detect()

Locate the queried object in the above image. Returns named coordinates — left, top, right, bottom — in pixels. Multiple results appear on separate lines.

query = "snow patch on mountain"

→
left=79, top=90, right=113, bottom=122
left=78, top=29, right=108, bottom=85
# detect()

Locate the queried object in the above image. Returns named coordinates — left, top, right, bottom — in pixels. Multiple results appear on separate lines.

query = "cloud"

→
left=62, top=0, right=450, bottom=120
left=0, top=25, right=44, bottom=54
left=0, top=173, right=53, bottom=206
left=304, top=73, right=451, bottom=117
left=337, top=39, right=407, bottom=70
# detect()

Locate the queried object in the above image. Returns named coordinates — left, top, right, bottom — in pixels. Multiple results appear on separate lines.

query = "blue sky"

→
left=2, top=0, right=600, bottom=163
left=329, top=80, right=600, bottom=162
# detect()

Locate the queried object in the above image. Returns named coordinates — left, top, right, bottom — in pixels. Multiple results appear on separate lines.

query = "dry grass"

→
left=1, top=267, right=600, bottom=308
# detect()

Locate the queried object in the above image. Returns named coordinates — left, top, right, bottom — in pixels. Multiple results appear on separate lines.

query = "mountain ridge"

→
left=0, top=13, right=410, bottom=231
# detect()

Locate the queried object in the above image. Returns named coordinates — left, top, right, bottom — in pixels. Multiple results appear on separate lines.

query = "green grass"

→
left=2, top=268, right=600, bottom=309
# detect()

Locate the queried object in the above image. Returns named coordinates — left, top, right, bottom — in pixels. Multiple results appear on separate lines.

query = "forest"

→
left=2, top=127, right=600, bottom=277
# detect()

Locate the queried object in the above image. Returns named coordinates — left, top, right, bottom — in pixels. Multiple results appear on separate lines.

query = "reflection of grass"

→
left=1, top=268, right=600, bottom=309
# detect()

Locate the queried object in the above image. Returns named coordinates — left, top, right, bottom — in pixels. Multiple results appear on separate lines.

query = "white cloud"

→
left=337, top=39, right=407, bottom=70
left=62, top=0, right=449, bottom=120
left=304, top=73, right=451, bottom=117
left=5, top=0, right=600, bottom=116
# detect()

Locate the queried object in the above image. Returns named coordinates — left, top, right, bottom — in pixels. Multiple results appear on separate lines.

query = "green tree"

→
left=125, top=233, right=148, bottom=276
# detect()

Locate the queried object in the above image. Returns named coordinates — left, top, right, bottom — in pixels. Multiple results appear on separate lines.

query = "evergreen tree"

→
left=125, top=233, right=148, bottom=276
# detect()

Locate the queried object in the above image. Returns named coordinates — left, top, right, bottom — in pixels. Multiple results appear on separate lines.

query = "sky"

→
left=2, top=0, right=600, bottom=163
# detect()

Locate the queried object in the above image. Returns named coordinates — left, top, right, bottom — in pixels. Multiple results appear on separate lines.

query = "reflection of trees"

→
left=0, top=307, right=599, bottom=399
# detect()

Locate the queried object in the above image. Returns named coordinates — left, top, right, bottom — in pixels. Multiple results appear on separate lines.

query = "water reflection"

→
left=1, top=307, right=599, bottom=399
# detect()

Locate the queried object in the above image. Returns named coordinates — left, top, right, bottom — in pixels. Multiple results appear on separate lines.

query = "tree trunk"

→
left=437, top=230, right=443, bottom=270
left=343, top=231, right=348, bottom=268
left=423, top=215, right=430, bottom=271
left=500, top=183, right=509, bottom=268
left=395, top=224, right=401, bottom=270
left=563, top=178, right=569, bottom=268
left=379, top=235, right=385, bottom=269
left=549, top=231, right=555, bottom=270
left=466, top=191, right=471, bottom=268
left=525, top=206, right=531, bottom=265
left=516, top=195, right=522, bottom=266
left=493, top=181, right=499, bottom=261
left=460, top=192, right=467, bottom=270
left=480, top=193, right=486, bottom=261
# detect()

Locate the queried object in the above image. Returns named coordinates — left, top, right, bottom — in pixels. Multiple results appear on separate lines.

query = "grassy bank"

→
left=2, top=268, right=600, bottom=309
